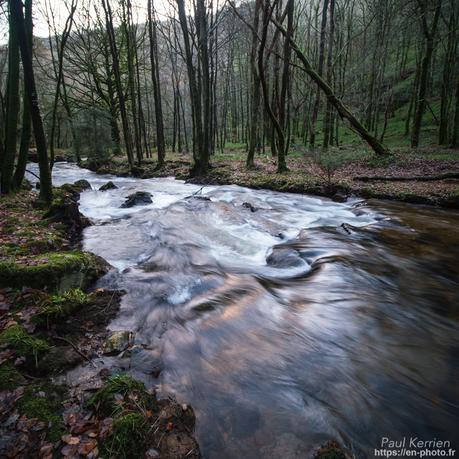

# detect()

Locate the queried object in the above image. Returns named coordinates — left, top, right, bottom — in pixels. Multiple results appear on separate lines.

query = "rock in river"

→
left=99, top=181, right=118, bottom=191
left=121, top=191, right=153, bottom=208
left=103, top=331, right=135, bottom=355
left=242, top=202, right=258, bottom=212
left=72, top=179, right=92, bottom=191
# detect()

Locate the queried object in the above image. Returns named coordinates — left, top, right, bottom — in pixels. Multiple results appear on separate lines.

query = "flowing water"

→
left=29, top=163, right=459, bottom=458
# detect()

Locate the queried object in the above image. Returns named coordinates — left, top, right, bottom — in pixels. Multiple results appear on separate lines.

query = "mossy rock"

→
left=0, top=251, right=109, bottom=291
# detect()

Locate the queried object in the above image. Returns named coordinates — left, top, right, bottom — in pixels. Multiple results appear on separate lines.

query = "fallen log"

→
left=353, top=172, right=459, bottom=182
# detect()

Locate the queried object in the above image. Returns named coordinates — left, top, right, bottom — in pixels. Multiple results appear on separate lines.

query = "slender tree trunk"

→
left=10, top=0, right=52, bottom=203
left=246, top=0, right=262, bottom=169
left=309, top=0, right=329, bottom=148
left=405, top=61, right=420, bottom=136
left=48, top=0, right=77, bottom=169
left=411, top=0, right=441, bottom=148
left=101, top=0, right=134, bottom=169
left=323, top=0, right=335, bottom=149
left=439, top=5, right=456, bottom=144
left=452, top=77, right=459, bottom=147
left=148, top=0, right=166, bottom=167
left=176, top=0, right=207, bottom=174
left=13, top=0, right=32, bottom=189
left=1, top=0, right=20, bottom=194
left=277, top=0, right=294, bottom=172
left=197, top=0, right=211, bottom=172
left=102, top=38, right=121, bottom=155
left=122, top=0, right=142, bottom=164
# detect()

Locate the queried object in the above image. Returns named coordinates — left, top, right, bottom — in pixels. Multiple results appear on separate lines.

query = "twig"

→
left=25, top=169, right=41, bottom=181
left=191, top=186, right=204, bottom=196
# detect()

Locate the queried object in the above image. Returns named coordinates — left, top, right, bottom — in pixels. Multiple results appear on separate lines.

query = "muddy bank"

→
left=0, top=186, right=200, bottom=458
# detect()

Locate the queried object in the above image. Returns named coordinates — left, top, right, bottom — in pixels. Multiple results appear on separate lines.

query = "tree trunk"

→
left=13, top=0, right=32, bottom=189
left=1, top=0, right=20, bottom=194
left=197, top=0, right=212, bottom=173
left=438, top=4, right=456, bottom=144
left=323, top=0, right=335, bottom=149
left=121, top=0, right=142, bottom=164
left=246, top=0, right=262, bottom=169
left=411, top=0, right=441, bottom=148
left=277, top=0, right=294, bottom=172
left=10, top=0, right=52, bottom=203
left=48, top=0, right=77, bottom=169
left=148, top=0, right=166, bottom=167
left=452, top=77, right=459, bottom=147
left=309, top=0, right=329, bottom=148
left=101, top=0, right=134, bottom=169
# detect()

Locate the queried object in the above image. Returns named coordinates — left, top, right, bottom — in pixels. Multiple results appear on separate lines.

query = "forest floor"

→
left=0, top=186, right=200, bottom=459
left=83, top=145, right=459, bottom=208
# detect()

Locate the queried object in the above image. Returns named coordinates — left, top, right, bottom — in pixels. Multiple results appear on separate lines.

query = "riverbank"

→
left=83, top=146, right=459, bottom=208
left=0, top=186, right=200, bottom=458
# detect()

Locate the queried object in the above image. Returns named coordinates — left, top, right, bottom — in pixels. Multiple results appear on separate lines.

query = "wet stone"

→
left=242, top=202, right=258, bottom=212
left=121, top=192, right=153, bottom=208
left=103, top=331, right=135, bottom=355
left=72, top=179, right=92, bottom=191
left=99, top=181, right=118, bottom=191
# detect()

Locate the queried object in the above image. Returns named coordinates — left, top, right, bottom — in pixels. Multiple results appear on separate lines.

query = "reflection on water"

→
left=28, top=163, right=459, bottom=458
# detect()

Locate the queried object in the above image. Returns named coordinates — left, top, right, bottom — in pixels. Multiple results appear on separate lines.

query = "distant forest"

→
left=0, top=0, right=458, bottom=189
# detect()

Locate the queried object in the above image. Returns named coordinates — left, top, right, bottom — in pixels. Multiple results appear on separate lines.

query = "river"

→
left=28, top=162, right=459, bottom=458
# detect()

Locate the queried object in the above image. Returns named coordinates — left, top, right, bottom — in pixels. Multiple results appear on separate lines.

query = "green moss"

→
left=0, top=325, right=50, bottom=366
left=87, top=374, right=148, bottom=417
left=38, top=288, right=90, bottom=321
left=0, top=362, right=25, bottom=390
left=102, top=413, right=148, bottom=459
left=17, top=384, right=65, bottom=442
left=0, top=250, right=107, bottom=291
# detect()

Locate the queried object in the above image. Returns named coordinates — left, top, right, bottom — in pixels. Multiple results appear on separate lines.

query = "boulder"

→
left=54, top=155, right=66, bottom=163
left=121, top=191, right=153, bottom=208
left=72, top=179, right=92, bottom=192
left=242, top=202, right=258, bottom=212
left=44, top=187, right=91, bottom=241
left=99, top=181, right=118, bottom=191
left=103, top=331, right=135, bottom=355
